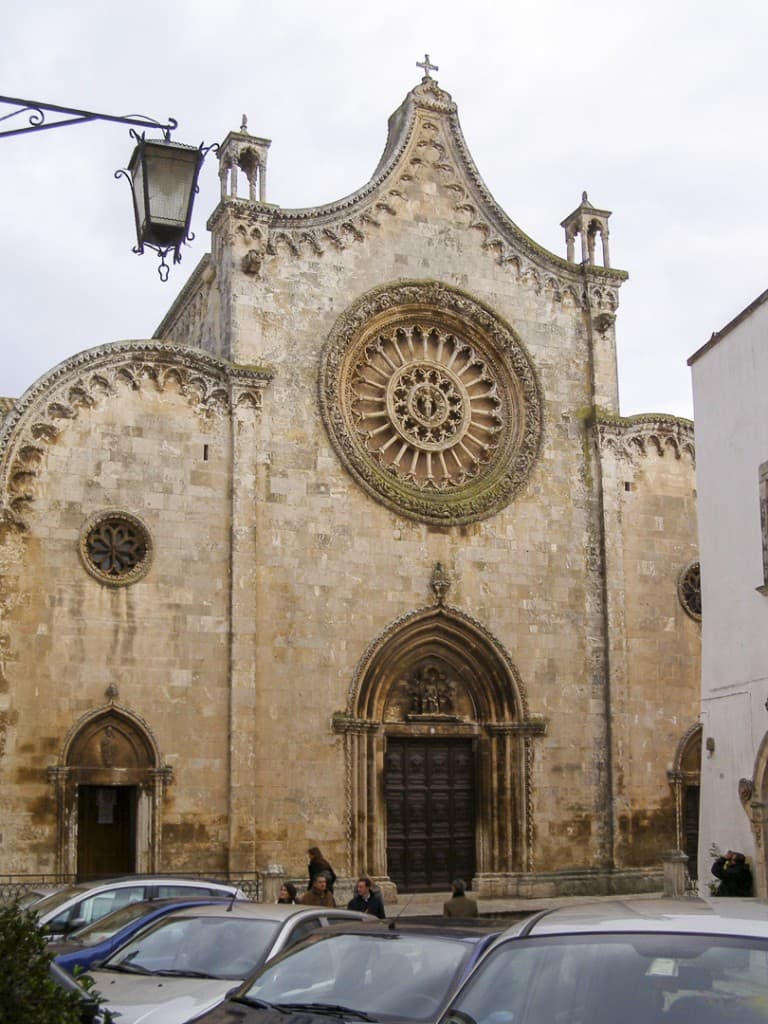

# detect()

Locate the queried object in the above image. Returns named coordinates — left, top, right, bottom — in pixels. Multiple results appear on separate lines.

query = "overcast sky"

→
left=2, top=0, right=766, bottom=419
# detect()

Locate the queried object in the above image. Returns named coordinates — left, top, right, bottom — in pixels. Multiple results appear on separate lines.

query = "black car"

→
left=189, top=919, right=500, bottom=1024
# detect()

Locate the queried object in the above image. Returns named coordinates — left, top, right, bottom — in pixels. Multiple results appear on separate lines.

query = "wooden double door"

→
left=77, top=785, right=137, bottom=880
left=384, top=738, right=476, bottom=892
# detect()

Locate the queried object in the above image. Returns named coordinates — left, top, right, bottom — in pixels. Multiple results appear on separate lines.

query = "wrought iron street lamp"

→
left=118, top=133, right=213, bottom=280
left=0, top=94, right=216, bottom=280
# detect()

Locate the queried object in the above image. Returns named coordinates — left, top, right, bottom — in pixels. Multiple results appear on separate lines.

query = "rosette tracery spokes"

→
left=351, top=325, right=503, bottom=489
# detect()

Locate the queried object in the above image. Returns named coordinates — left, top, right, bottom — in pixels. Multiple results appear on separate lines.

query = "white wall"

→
left=691, top=295, right=768, bottom=888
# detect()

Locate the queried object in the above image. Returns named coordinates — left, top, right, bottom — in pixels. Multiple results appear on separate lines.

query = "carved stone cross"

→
left=416, top=54, right=439, bottom=79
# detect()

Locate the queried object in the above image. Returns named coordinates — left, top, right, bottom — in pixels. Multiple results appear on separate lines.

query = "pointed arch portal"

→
left=667, top=722, right=701, bottom=881
left=48, top=705, right=172, bottom=879
left=334, top=605, right=545, bottom=894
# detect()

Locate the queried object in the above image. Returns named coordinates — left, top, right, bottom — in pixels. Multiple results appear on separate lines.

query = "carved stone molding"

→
left=320, top=280, right=542, bottom=525
left=332, top=713, right=381, bottom=736
left=0, top=342, right=271, bottom=524
left=487, top=719, right=547, bottom=737
left=344, top=600, right=530, bottom=720
left=739, top=778, right=755, bottom=805
left=430, top=562, right=451, bottom=605
left=202, top=83, right=626, bottom=310
left=595, top=413, right=695, bottom=466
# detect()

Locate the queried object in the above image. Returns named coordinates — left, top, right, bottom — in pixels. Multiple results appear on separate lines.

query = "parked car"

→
left=31, top=875, right=247, bottom=937
left=87, top=903, right=371, bottom=1024
left=189, top=919, right=501, bottom=1024
left=436, top=898, right=768, bottom=1024
left=18, top=884, right=65, bottom=908
left=50, top=896, right=234, bottom=974
left=49, top=960, right=102, bottom=1024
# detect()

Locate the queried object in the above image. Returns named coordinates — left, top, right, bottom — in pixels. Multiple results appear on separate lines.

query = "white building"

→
left=689, top=288, right=768, bottom=895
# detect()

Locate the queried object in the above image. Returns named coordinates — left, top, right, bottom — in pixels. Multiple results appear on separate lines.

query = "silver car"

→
left=87, top=902, right=370, bottom=1024
left=439, top=898, right=768, bottom=1024
left=31, top=875, right=247, bottom=936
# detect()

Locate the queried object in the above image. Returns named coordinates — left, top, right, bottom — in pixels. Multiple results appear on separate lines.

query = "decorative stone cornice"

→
left=0, top=341, right=271, bottom=524
left=594, top=413, right=695, bottom=466
left=486, top=718, right=547, bottom=737
left=331, top=713, right=380, bottom=736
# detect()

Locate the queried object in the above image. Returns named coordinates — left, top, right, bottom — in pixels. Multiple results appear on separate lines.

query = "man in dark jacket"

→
left=443, top=878, right=478, bottom=917
left=711, top=850, right=753, bottom=896
left=347, top=876, right=386, bottom=918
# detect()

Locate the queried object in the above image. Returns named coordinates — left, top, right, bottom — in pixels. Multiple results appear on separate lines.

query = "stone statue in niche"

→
left=406, top=665, right=457, bottom=718
left=382, top=663, right=471, bottom=723
left=100, top=725, right=117, bottom=767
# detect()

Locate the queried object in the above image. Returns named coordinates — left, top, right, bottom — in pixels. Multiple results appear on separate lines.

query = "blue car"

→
left=49, top=896, right=233, bottom=974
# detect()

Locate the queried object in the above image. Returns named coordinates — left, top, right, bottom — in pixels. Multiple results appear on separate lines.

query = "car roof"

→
left=497, top=898, right=768, bottom=941
left=156, top=903, right=370, bottom=921
left=64, top=875, right=240, bottom=891
left=284, top=918, right=501, bottom=942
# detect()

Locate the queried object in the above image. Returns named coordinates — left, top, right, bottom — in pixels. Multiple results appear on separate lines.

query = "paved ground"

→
left=390, top=889, right=667, bottom=921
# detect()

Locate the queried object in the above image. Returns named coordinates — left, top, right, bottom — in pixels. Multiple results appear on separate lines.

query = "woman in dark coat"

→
left=307, top=847, right=336, bottom=893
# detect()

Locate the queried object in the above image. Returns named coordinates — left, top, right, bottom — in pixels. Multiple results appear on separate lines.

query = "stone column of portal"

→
left=227, top=377, right=268, bottom=876
left=662, top=849, right=690, bottom=897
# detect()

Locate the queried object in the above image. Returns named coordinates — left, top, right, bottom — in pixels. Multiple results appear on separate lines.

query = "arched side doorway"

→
left=667, top=722, right=702, bottom=880
left=747, top=731, right=768, bottom=899
left=333, top=603, right=546, bottom=895
left=48, top=704, right=172, bottom=879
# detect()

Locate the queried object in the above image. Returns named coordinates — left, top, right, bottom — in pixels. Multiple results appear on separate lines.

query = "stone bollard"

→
left=661, top=850, right=689, bottom=898
left=262, top=863, right=286, bottom=904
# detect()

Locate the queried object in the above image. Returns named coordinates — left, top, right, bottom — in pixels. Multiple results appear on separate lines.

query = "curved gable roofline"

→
left=211, top=78, right=627, bottom=284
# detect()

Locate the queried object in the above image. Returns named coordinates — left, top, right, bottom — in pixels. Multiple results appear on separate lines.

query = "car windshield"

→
left=67, top=902, right=160, bottom=945
left=30, top=886, right=85, bottom=916
left=106, top=915, right=279, bottom=980
left=19, top=888, right=60, bottom=909
left=443, top=932, right=768, bottom=1024
left=242, top=932, right=471, bottom=1021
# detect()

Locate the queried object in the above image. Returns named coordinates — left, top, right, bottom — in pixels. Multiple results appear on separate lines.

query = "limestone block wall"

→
left=599, top=417, right=700, bottom=868
left=0, top=364, right=235, bottom=874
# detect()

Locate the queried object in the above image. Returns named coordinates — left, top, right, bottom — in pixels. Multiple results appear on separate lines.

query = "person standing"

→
left=307, top=847, right=337, bottom=893
left=347, top=876, right=386, bottom=918
left=711, top=850, right=753, bottom=896
left=443, top=878, right=478, bottom=917
left=300, top=873, right=336, bottom=907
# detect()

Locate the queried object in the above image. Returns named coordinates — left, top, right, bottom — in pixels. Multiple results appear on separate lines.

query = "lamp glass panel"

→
left=140, top=142, right=201, bottom=247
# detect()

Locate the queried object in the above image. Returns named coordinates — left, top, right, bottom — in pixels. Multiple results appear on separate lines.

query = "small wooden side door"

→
left=77, top=785, right=136, bottom=880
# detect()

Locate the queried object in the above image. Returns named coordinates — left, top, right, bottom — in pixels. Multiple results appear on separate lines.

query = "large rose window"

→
left=320, top=282, right=542, bottom=524
left=352, top=327, right=501, bottom=489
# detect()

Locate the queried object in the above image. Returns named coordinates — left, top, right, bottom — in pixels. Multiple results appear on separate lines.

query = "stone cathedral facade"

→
left=0, top=70, right=701, bottom=896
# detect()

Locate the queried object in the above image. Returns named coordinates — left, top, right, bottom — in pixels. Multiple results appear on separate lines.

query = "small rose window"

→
left=80, top=511, right=152, bottom=586
left=678, top=561, right=701, bottom=621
